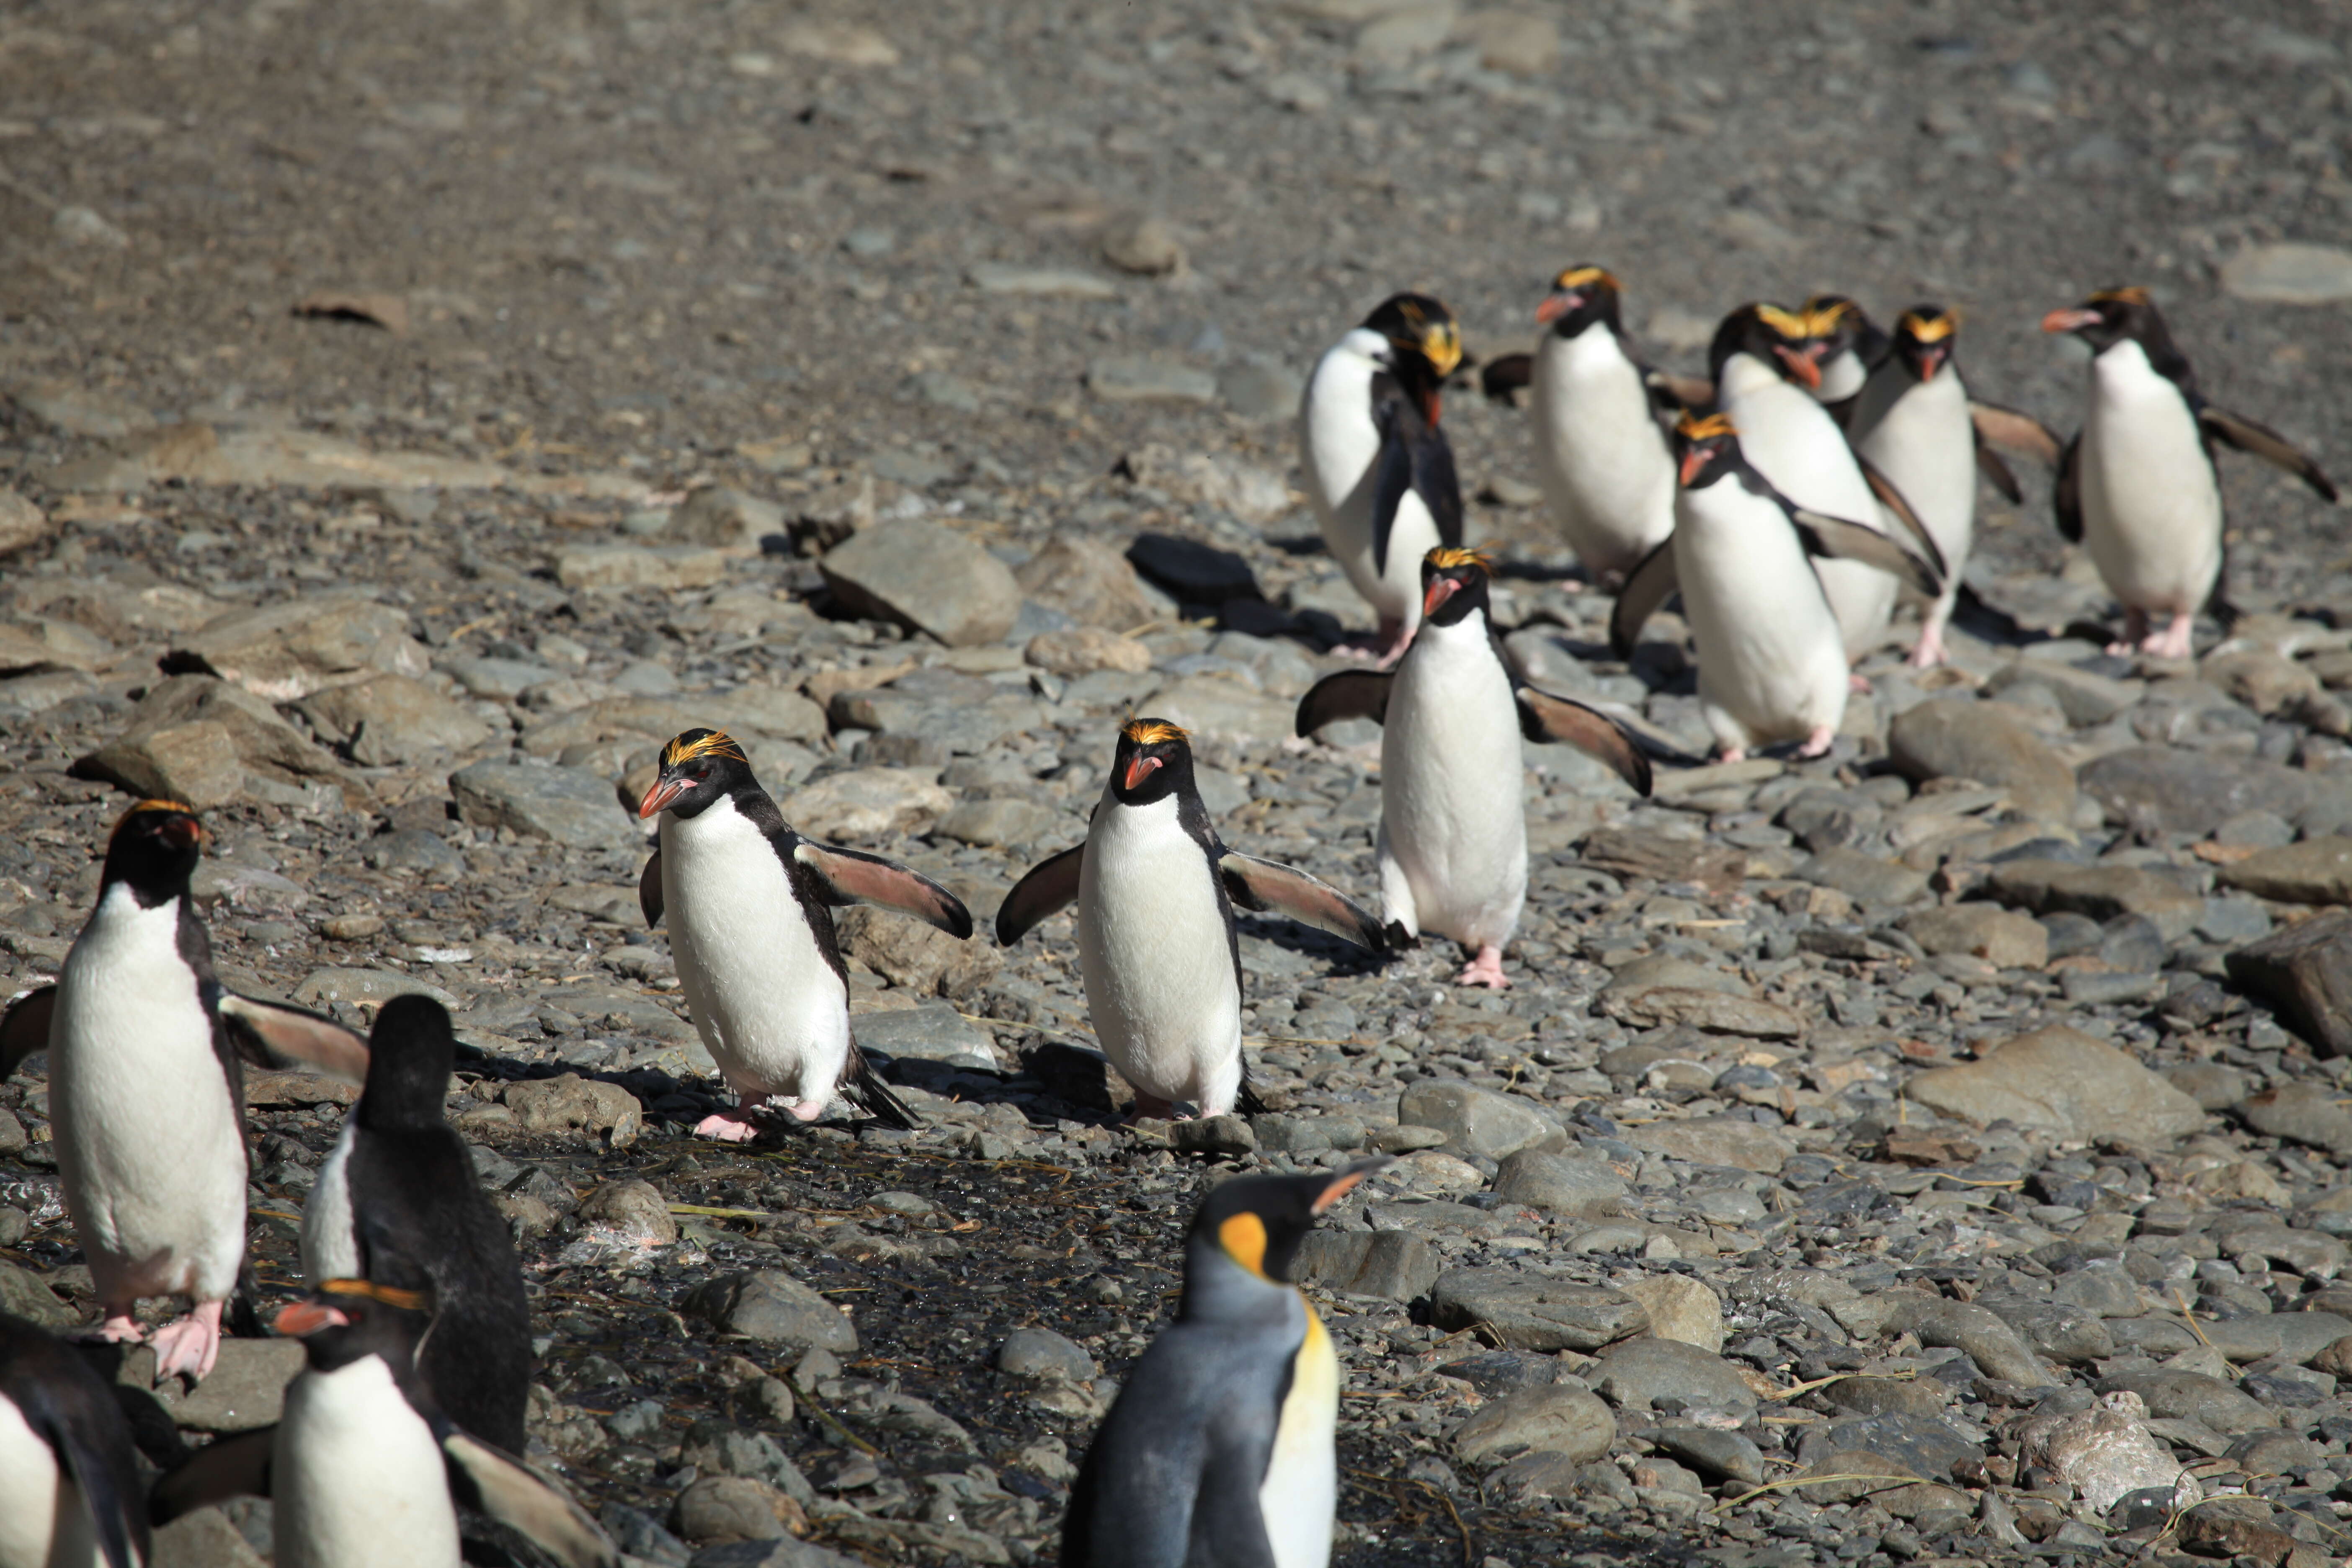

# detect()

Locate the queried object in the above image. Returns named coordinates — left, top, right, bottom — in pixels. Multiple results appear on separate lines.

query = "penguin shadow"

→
left=65, top=1337, right=193, bottom=1472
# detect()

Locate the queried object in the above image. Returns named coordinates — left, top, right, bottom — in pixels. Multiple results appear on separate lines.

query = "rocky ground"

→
left=8, top=2, right=2352, bottom=1567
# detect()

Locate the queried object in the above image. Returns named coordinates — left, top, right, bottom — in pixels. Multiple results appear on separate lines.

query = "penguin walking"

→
left=2042, top=286, right=2337, bottom=660
left=1846, top=307, right=1985, bottom=669
left=0, top=1312, right=149, bottom=1568
left=1298, top=293, right=1464, bottom=665
left=1526, top=266, right=1679, bottom=586
left=1614, top=414, right=1942, bottom=761
left=299, top=995, right=530, bottom=1453
left=1062, top=1159, right=1389, bottom=1568
left=1711, top=304, right=1943, bottom=668
left=1295, top=548, right=1653, bottom=989
left=997, top=720, right=1385, bottom=1120
left=153, top=1282, right=616, bottom=1568
left=0, top=802, right=367, bottom=1380
left=636, top=730, right=966, bottom=1140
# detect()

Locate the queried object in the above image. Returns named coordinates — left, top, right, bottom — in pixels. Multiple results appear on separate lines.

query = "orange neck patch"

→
left=1218, top=1212, right=1269, bottom=1279
left=320, top=1278, right=429, bottom=1311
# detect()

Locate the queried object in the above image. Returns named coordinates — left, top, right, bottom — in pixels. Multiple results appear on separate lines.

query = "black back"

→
left=0, top=1313, right=150, bottom=1568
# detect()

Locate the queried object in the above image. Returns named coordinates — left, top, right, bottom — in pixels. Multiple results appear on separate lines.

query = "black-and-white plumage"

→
left=0, top=1312, right=150, bottom=1568
left=1525, top=266, right=1679, bottom=586
left=636, top=730, right=966, bottom=1140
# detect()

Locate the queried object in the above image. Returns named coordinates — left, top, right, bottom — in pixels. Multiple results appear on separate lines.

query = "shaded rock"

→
left=164, top=595, right=428, bottom=702
left=1295, top=1229, right=1438, bottom=1303
left=1169, top=1114, right=1257, bottom=1158
left=503, top=1074, right=642, bottom=1146
left=2219, top=836, right=2352, bottom=905
left=556, top=545, right=728, bottom=592
left=1976, top=1295, right=2115, bottom=1364
left=836, top=906, right=997, bottom=999
left=1013, top=537, right=1169, bottom=634
left=299, top=673, right=494, bottom=766
left=578, top=1179, right=678, bottom=1245
left=998, top=1327, right=1096, bottom=1382
left=1397, top=1081, right=1561, bottom=1161
left=671, top=487, right=785, bottom=552
left=1901, top=904, right=2048, bottom=969
left=1625, top=1117, right=1795, bottom=1174
left=1798, top=846, right=1929, bottom=907
left=151, top=1509, right=268, bottom=1568
left=451, top=759, right=628, bottom=848
left=2226, top=910, right=2352, bottom=1057
left=854, top=1004, right=999, bottom=1070
left=0, top=1261, right=75, bottom=1326
left=1431, top=1271, right=1647, bottom=1351
left=1598, top=986, right=1804, bottom=1039
left=1823, top=1377, right=1947, bottom=1417
left=1887, top=699, right=2078, bottom=822
left=1432, top=1350, right=1560, bottom=1398
left=2094, top=1369, right=2275, bottom=1435
left=1144, top=676, right=1296, bottom=743
left=1617, top=1275, right=1723, bottom=1353
left=778, top=768, right=952, bottom=842
left=673, top=1476, right=801, bottom=1545
left=1885, top=1297, right=2053, bottom=1385
left=2195, top=1309, right=2351, bottom=1361
left=2077, top=747, right=2311, bottom=837
left=1491, top=1151, right=1627, bottom=1218
left=1981, top=859, right=2203, bottom=942
left=2236, top=1082, right=2352, bottom=1155
left=1984, top=659, right=2138, bottom=725
left=124, top=1338, right=307, bottom=1431
left=1450, top=1383, right=1614, bottom=1465
left=1579, top=828, right=1746, bottom=896
left=76, top=720, right=245, bottom=810
left=1126, top=535, right=1261, bottom=604
left=820, top=520, right=1022, bottom=647
left=77, top=674, right=372, bottom=811
left=291, top=967, right=459, bottom=1009
left=1651, top=1426, right=1765, bottom=1486
left=0, top=489, right=51, bottom=555
left=688, top=1271, right=858, bottom=1352
left=1587, top=1336, right=1757, bottom=1412
left=2165, top=1062, right=2249, bottom=1112
left=935, top=797, right=1057, bottom=848
left=1905, top=1025, right=2203, bottom=1143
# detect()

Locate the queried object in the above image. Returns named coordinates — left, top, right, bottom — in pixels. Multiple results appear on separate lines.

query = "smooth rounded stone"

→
left=820, top=520, right=1022, bottom=648
left=1491, top=1150, right=1627, bottom=1219
left=1098, top=213, right=1183, bottom=275
left=1597, top=985, right=1804, bottom=1039
left=1249, top=1114, right=1366, bottom=1156
left=1985, top=657, right=2138, bottom=725
left=2214, top=809, right=2298, bottom=850
left=2048, top=1261, right=2145, bottom=1318
left=1604, top=954, right=1752, bottom=997
left=1433, top=1349, right=1561, bottom=1398
left=152, top=1509, right=268, bottom=1568
left=1901, top=904, right=2048, bottom=969
left=1024, top=626, right=1150, bottom=677
left=1625, top=1116, right=1795, bottom=1175
left=502, top=1075, right=642, bottom=1145
left=1477, top=1448, right=1583, bottom=1505
left=1982, top=859, right=2204, bottom=942
left=1369, top=1124, right=1447, bottom=1154
left=2236, top=1082, right=2352, bottom=1155
left=934, top=796, right=1057, bottom=849
left=1086, top=356, right=1219, bottom=405
left=2095, top=913, right=2170, bottom=974
left=1882, top=1298, right=2053, bottom=1387
left=2198, top=895, right=2274, bottom=943
left=2077, top=746, right=2312, bottom=837
left=1014, top=536, right=1170, bottom=633
left=1615, top=1276, right=1723, bottom=1353
left=2094, top=1369, right=2276, bottom=1435
left=2197, top=1310, right=2352, bottom=1364
left=686, top=1271, right=858, bottom=1352
left=1903, top=1024, right=2205, bottom=1144
left=998, top=1326, right=1096, bottom=1382
left=292, top=966, right=460, bottom=1009
left=1587, top=1336, right=1757, bottom=1413
left=2225, top=910, right=2352, bottom=1058
left=778, top=767, right=953, bottom=843
left=1887, top=699, right=2078, bottom=822
left=2161, top=1063, right=2247, bottom=1114
left=2220, top=836, right=2352, bottom=906
left=1687, top=1186, right=1766, bottom=1227
left=1396, top=1081, right=1563, bottom=1162
left=2220, top=242, right=2352, bottom=304
left=1430, top=1271, right=1649, bottom=1351
left=448, top=758, right=626, bottom=848
left=1295, top=1229, right=1438, bottom=1302
left=76, top=719, right=247, bottom=810
left=297, top=673, right=494, bottom=766
left=1395, top=1150, right=1488, bottom=1194
left=578, top=1178, right=679, bottom=1245
left=1649, top=1425, right=1764, bottom=1486
left=1145, top=676, right=1297, bottom=744
left=1798, top=846, right=1929, bottom=906
left=2310, top=1336, right=2352, bottom=1377
left=1168, top=1114, right=1257, bottom=1158
left=119, top=1338, right=305, bottom=1433
left=554, top=544, right=730, bottom=591
left=668, top=485, right=784, bottom=551
left=965, top=262, right=1118, bottom=299
left=673, top=1476, right=797, bottom=1544
left=1450, top=1383, right=1615, bottom=1465
left=167, top=595, right=427, bottom=702
left=1976, top=1296, right=2115, bottom=1364
left=1218, top=359, right=1303, bottom=423
left=1823, top=1376, right=1947, bottom=1417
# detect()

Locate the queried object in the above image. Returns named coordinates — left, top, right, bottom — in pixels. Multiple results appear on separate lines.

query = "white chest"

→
left=2079, top=343, right=2223, bottom=604
left=0, top=1395, right=96, bottom=1568
left=1674, top=483, right=1850, bottom=738
left=299, top=1117, right=361, bottom=1284
left=1855, top=371, right=1976, bottom=559
left=276, top=1359, right=459, bottom=1568
left=1529, top=328, right=1674, bottom=566
left=1298, top=333, right=1382, bottom=519
left=1075, top=794, right=1240, bottom=1097
left=1718, top=359, right=1879, bottom=518
left=1383, top=619, right=1525, bottom=842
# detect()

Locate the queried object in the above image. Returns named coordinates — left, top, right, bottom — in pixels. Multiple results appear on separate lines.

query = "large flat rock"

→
left=1905, top=1024, right=2206, bottom=1143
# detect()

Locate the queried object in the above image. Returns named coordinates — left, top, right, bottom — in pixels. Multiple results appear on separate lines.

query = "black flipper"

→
left=1609, top=537, right=1680, bottom=660
left=1514, top=689, right=1654, bottom=796
left=1973, top=431, right=2024, bottom=503
left=1855, top=454, right=1949, bottom=579
left=1293, top=670, right=1393, bottom=735
left=1216, top=852, right=1387, bottom=952
left=437, top=1424, right=619, bottom=1568
left=2200, top=405, right=2339, bottom=501
left=1368, top=376, right=1463, bottom=573
left=1788, top=508, right=1943, bottom=597
left=1480, top=352, right=1532, bottom=406
left=151, top=1426, right=276, bottom=1521
left=1, top=984, right=54, bottom=1078
left=2053, top=431, right=2084, bottom=543
left=0, top=1317, right=152, bottom=1568
left=995, top=844, right=1085, bottom=946
left=638, top=850, right=663, bottom=928
left=793, top=841, right=972, bottom=938
left=217, top=993, right=370, bottom=1085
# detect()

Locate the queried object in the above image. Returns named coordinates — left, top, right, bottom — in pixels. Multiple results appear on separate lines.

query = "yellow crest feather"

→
left=2089, top=285, right=2151, bottom=306
left=1677, top=410, right=1738, bottom=441
left=1899, top=308, right=1959, bottom=343
left=661, top=730, right=747, bottom=767
left=112, top=799, right=199, bottom=841
left=1753, top=303, right=1809, bottom=339
left=1119, top=718, right=1188, bottom=747
left=1424, top=546, right=1492, bottom=573
left=1555, top=265, right=1616, bottom=291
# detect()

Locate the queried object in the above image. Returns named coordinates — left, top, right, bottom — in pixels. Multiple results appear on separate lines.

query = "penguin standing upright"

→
left=1298, top=293, right=1464, bottom=665
left=997, top=720, right=1386, bottom=1119
left=636, top=729, right=968, bottom=1140
left=1799, top=294, right=1889, bottom=412
left=1063, top=1160, right=1390, bottom=1568
left=1614, top=414, right=1942, bottom=761
left=0, top=802, right=367, bottom=1380
left=299, top=995, right=530, bottom=1453
left=1847, top=307, right=1983, bottom=668
left=1296, top=548, right=1653, bottom=989
left=2042, top=286, right=2337, bottom=660
left=1710, top=304, right=1942, bottom=668
left=155, top=1282, right=616, bottom=1568
left=1526, top=266, right=1679, bottom=586
left=0, top=1313, right=150, bottom=1568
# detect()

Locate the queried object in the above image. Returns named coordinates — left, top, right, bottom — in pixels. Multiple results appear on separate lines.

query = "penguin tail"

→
left=845, top=1047, right=922, bottom=1132
left=1383, top=920, right=1420, bottom=951
left=1236, top=1075, right=1271, bottom=1118
left=227, top=1262, right=266, bottom=1340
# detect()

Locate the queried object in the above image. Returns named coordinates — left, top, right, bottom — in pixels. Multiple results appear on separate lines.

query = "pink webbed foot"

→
left=1127, top=1092, right=1179, bottom=1122
left=1848, top=671, right=1874, bottom=694
left=1714, top=745, right=1747, bottom=764
left=1908, top=625, right=1950, bottom=668
left=2106, top=607, right=2152, bottom=658
left=693, top=1110, right=763, bottom=1142
left=150, top=1300, right=225, bottom=1382
left=94, top=1308, right=145, bottom=1345
left=1454, top=945, right=1510, bottom=989
left=1796, top=725, right=1837, bottom=760
left=2141, top=613, right=2195, bottom=661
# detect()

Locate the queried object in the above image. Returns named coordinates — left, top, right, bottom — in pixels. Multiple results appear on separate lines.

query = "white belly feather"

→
left=0, top=1395, right=102, bottom=1568
left=1300, top=331, right=1434, bottom=627
left=276, top=1358, right=459, bottom=1568
left=2079, top=341, right=2223, bottom=614
left=661, top=799, right=849, bottom=1110
left=1075, top=793, right=1243, bottom=1113
left=1675, top=481, right=1852, bottom=750
left=1379, top=619, right=1527, bottom=949
left=1257, top=1307, right=1338, bottom=1568
left=1530, top=326, right=1676, bottom=580
left=50, top=885, right=246, bottom=1306
left=299, top=1118, right=360, bottom=1285
left=1854, top=369, right=1977, bottom=618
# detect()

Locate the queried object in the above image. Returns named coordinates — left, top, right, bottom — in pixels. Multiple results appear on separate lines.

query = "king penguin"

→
left=997, top=719, right=1386, bottom=1120
left=637, top=729, right=968, bottom=1140
left=2042, top=286, right=2337, bottom=660
left=1614, top=414, right=1942, bottom=761
left=299, top=994, right=530, bottom=1453
left=154, top=1282, right=616, bottom=1568
left=0, top=801, right=367, bottom=1381
left=1526, top=266, right=1679, bottom=587
left=1062, top=1159, right=1390, bottom=1568
left=0, top=1312, right=149, bottom=1568
left=1296, top=547, right=1653, bottom=988
left=1298, top=293, right=1464, bottom=665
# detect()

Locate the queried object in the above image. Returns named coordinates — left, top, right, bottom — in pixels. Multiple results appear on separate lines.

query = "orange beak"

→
left=1679, top=446, right=1711, bottom=487
left=1122, top=754, right=1163, bottom=792
left=2042, top=307, right=2102, bottom=334
left=274, top=1299, right=349, bottom=1336
left=1423, top=575, right=1460, bottom=618
left=637, top=775, right=688, bottom=819
left=1774, top=344, right=1822, bottom=389
left=1917, top=346, right=1946, bottom=381
left=1534, top=291, right=1582, bottom=325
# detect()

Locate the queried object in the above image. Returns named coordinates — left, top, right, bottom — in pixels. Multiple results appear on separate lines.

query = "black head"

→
left=1673, top=410, right=1744, bottom=489
left=1891, top=305, right=1960, bottom=383
left=276, top=1279, right=433, bottom=1380
left=1419, top=547, right=1493, bottom=627
left=1707, top=302, right=1820, bottom=389
left=360, top=994, right=457, bottom=1133
left=99, top=800, right=204, bottom=907
left=1535, top=265, right=1624, bottom=338
left=1799, top=294, right=1870, bottom=358
left=2041, top=285, right=2177, bottom=358
left=1361, top=292, right=1463, bottom=422
left=1108, top=718, right=1195, bottom=807
left=1186, top=1159, right=1391, bottom=1299
left=637, top=729, right=757, bottom=821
